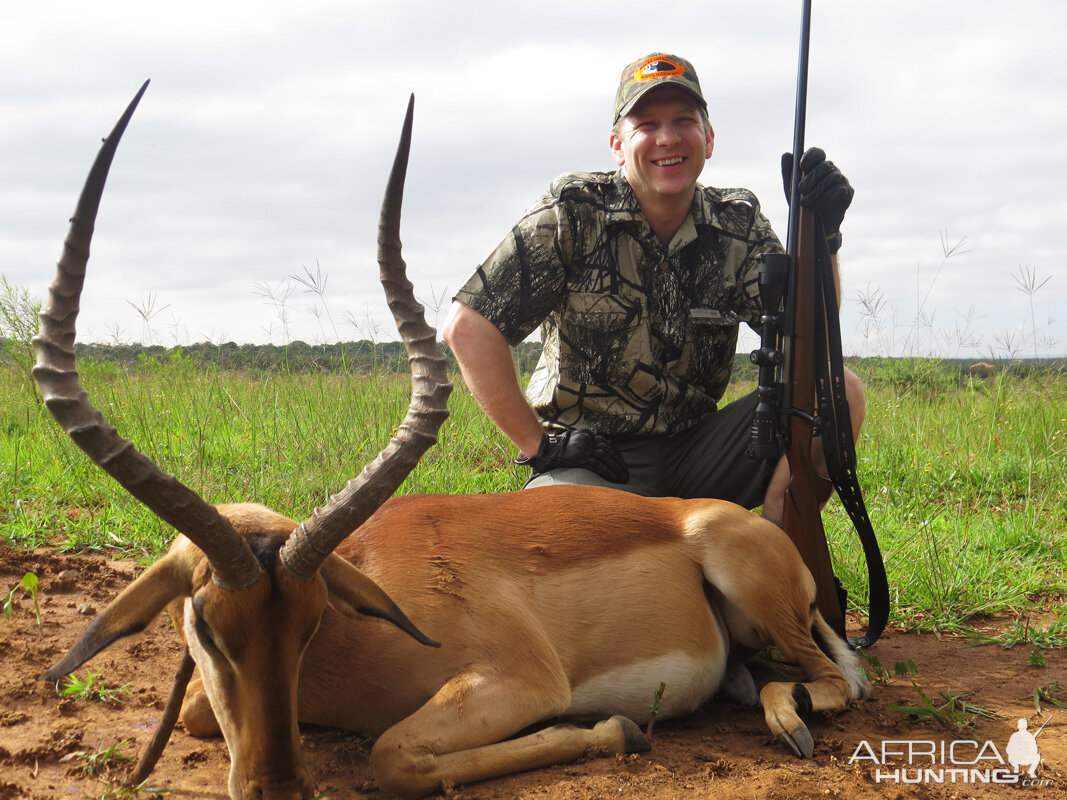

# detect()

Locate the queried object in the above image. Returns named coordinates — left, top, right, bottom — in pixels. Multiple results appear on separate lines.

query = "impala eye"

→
left=192, top=597, right=222, bottom=655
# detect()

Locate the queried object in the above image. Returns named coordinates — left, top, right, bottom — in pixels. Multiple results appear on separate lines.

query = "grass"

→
left=1021, top=679, right=1067, bottom=714
left=57, top=669, right=132, bottom=705
left=67, top=740, right=135, bottom=777
left=1, top=352, right=1065, bottom=639
left=888, top=684, right=1006, bottom=733
left=816, top=362, right=1066, bottom=638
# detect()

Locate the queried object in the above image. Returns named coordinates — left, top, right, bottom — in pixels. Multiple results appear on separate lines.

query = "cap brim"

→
left=615, top=79, right=708, bottom=123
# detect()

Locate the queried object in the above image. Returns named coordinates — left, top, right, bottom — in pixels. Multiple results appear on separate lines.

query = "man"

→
left=442, top=53, right=863, bottom=521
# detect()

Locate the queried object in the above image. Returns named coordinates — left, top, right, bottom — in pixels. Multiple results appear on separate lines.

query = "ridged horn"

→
left=31, top=81, right=262, bottom=592
left=279, top=95, right=452, bottom=579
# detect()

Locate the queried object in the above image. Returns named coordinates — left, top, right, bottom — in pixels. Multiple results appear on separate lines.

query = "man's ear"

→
left=610, top=132, right=626, bottom=167
left=705, top=124, right=715, bottom=159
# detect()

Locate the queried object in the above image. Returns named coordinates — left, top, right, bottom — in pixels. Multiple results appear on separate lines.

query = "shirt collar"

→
left=605, top=170, right=646, bottom=225
left=606, top=170, right=727, bottom=250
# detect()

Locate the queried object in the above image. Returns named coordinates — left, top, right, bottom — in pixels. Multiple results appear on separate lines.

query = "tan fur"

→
left=114, top=485, right=866, bottom=799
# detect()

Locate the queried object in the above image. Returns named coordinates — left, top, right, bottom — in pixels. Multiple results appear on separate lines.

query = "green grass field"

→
left=1, top=353, right=1064, bottom=646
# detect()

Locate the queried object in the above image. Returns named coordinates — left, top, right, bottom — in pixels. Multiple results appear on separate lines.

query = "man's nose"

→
left=656, top=124, right=681, bottom=146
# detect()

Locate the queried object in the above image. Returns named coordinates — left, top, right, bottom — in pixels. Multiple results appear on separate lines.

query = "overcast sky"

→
left=2, top=0, right=1064, bottom=358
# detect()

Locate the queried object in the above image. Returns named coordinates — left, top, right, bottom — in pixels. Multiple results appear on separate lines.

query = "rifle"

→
left=748, top=0, right=889, bottom=648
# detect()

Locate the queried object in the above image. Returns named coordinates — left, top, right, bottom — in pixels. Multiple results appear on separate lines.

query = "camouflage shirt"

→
left=456, top=170, right=784, bottom=437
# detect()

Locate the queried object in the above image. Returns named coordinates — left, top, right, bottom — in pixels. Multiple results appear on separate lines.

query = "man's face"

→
left=610, top=86, right=715, bottom=208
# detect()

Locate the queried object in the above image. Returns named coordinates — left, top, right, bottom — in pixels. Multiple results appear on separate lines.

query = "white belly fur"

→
left=567, top=651, right=727, bottom=724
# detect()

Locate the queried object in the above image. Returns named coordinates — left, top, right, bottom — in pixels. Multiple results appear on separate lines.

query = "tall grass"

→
left=0, top=352, right=520, bottom=555
left=1, top=351, right=1064, bottom=636
left=825, top=361, right=1066, bottom=633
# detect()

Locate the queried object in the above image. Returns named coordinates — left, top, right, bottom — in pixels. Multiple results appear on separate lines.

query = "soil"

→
left=1, top=544, right=1064, bottom=800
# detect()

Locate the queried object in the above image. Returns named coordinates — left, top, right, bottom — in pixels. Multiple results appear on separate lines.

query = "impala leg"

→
left=370, top=670, right=648, bottom=800
left=179, top=675, right=222, bottom=738
left=696, top=513, right=867, bottom=758
left=756, top=611, right=861, bottom=758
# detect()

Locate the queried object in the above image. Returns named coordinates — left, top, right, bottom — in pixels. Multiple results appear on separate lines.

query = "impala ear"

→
left=41, top=547, right=195, bottom=682
left=319, top=553, right=439, bottom=648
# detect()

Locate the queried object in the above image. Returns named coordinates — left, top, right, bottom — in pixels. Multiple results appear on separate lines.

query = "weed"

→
left=897, top=659, right=918, bottom=676
left=967, top=609, right=1067, bottom=650
left=1020, top=680, right=1067, bottom=715
left=0, top=275, right=41, bottom=400
left=855, top=650, right=890, bottom=685
left=2, top=572, right=41, bottom=627
left=890, top=684, right=1005, bottom=733
left=64, top=740, right=135, bottom=777
left=645, top=681, right=667, bottom=738
left=87, top=779, right=158, bottom=800
left=854, top=650, right=917, bottom=686
left=1013, top=265, right=1054, bottom=359
left=127, top=293, right=172, bottom=346
left=57, top=669, right=131, bottom=705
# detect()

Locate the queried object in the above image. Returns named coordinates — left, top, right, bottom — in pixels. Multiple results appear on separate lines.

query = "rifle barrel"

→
left=786, top=0, right=813, bottom=258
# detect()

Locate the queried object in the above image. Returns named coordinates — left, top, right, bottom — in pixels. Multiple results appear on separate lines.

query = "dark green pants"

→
left=524, top=390, right=778, bottom=509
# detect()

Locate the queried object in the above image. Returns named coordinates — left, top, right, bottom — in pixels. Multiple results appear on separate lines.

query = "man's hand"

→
left=516, top=429, right=630, bottom=483
left=781, top=147, right=854, bottom=253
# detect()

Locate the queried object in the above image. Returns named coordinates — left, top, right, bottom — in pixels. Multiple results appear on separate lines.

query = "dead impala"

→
left=35, top=84, right=867, bottom=800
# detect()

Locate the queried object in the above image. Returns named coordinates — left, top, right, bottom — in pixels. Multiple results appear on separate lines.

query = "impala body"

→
left=36, top=86, right=866, bottom=800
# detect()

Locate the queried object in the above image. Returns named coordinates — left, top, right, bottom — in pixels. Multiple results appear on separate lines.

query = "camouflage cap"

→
left=613, top=53, right=707, bottom=124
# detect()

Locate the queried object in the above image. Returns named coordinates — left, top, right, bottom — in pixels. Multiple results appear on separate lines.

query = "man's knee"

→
left=844, top=367, right=866, bottom=437
left=524, top=466, right=652, bottom=496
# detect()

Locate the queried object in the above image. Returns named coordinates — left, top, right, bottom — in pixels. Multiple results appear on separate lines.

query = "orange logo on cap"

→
left=634, top=56, right=684, bottom=81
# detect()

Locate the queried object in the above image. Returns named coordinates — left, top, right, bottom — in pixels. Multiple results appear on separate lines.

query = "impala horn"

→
left=279, top=95, right=452, bottom=579
left=32, top=80, right=262, bottom=592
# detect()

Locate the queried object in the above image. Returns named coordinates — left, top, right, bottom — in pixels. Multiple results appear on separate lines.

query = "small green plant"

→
left=890, top=684, right=1005, bottom=733
left=57, top=669, right=131, bottom=705
left=68, top=740, right=135, bottom=776
left=2, top=572, right=41, bottom=627
left=88, top=779, right=157, bottom=800
left=855, top=650, right=917, bottom=686
left=645, top=681, right=667, bottom=738
left=896, top=659, right=918, bottom=676
left=1020, top=680, right=1067, bottom=714
left=309, top=788, right=339, bottom=799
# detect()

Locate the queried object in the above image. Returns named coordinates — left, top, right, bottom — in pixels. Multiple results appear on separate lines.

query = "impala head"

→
left=34, top=84, right=450, bottom=800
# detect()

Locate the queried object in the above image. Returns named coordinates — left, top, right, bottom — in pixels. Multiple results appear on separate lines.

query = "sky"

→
left=2, top=0, right=1064, bottom=358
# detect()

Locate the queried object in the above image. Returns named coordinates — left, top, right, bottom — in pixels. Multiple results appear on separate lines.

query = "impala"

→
left=36, top=84, right=867, bottom=800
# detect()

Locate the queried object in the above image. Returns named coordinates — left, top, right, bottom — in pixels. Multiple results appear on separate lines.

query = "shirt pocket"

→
left=559, top=293, right=658, bottom=400
left=678, top=314, right=738, bottom=402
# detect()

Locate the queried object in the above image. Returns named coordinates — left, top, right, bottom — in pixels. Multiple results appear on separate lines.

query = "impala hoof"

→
left=777, top=725, right=814, bottom=759
left=611, top=715, right=651, bottom=754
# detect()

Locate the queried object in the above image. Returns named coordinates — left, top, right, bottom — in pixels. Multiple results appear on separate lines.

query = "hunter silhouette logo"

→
left=1007, top=716, right=1051, bottom=778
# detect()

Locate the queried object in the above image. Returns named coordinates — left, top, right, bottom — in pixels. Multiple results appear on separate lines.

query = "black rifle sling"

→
left=811, top=217, right=890, bottom=648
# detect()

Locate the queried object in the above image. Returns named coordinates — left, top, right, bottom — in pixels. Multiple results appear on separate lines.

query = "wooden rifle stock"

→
left=781, top=204, right=845, bottom=636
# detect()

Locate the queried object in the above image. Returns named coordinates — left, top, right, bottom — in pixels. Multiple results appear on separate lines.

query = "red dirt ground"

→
left=1, top=544, right=1063, bottom=800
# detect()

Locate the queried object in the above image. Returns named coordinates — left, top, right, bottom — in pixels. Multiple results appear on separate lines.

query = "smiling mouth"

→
left=655, top=157, right=685, bottom=167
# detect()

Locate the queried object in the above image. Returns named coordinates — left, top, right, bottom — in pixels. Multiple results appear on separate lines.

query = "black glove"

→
left=516, top=429, right=629, bottom=484
left=781, top=147, right=853, bottom=254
